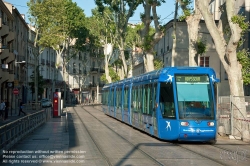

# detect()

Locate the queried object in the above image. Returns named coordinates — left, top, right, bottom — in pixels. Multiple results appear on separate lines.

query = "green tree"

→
left=96, top=0, right=143, bottom=78
left=178, top=0, right=202, bottom=66
left=139, top=0, right=166, bottom=72
left=197, top=0, right=249, bottom=141
left=86, top=7, right=116, bottom=83
left=28, top=0, right=88, bottom=106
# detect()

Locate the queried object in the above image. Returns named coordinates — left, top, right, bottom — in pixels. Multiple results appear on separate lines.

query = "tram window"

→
left=149, top=83, right=156, bottom=115
left=138, top=85, right=143, bottom=113
left=141, top=83, right=156, bottom=115
left=142, top=85, right=148, bottom=114
left=176, top=75, right=214, bottom=119
left=124, top=87, right=129, bottom=109
left=160, top=83, right=176, bottom=119
left=132, top=86, right=138, bottom=112
left=116, top=88, right=118, bottom=107
left=110, top=88, right=114, bottom=107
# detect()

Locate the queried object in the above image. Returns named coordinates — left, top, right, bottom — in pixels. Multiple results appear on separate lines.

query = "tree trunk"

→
left=197, top=0, right=249, bottom=141
left=186, top=13, right=202, bottom=66
left=127, top=45, right=135, bottom=78
left=171, top=1, right=178, bottom=67
left=145, top=51, right=154, bottom=72
left=105, top=58, right=112, bottom=83
left=119, top=41, right=128, bottom=77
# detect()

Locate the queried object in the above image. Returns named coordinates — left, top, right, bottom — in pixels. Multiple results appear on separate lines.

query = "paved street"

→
left=1, top=105, right=249, bottom=166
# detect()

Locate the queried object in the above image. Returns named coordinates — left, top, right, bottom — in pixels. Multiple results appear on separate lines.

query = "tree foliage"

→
left=153, top=59, right=163, bottom=70
left=237, top=49, right=250, bottom=85
left=101, top=67, right=120, bottom=83
left=28, top=0, right=88, bottom=52
left=95, top=0, right=143, bottom=77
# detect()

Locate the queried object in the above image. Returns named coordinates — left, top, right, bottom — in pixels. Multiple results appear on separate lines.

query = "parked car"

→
left=39, top=98, right=52, bottom=108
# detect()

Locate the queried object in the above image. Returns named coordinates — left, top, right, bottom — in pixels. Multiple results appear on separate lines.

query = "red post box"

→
left=53, top=92, right=61, bottom=117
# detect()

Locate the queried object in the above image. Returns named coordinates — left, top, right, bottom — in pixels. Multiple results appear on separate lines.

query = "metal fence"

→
left=218, top=96, right=250, bottom=138
left=0, top=108, right=51, bottom=156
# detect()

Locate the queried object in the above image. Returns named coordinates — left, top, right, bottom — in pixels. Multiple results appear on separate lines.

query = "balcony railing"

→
left=41, top=59, right=45, bottom=65
left=51, top=62, right=55, bottom=68
left=46, top=60, right=50, bottom=66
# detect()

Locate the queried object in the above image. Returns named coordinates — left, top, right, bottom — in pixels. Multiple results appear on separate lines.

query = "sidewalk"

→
left=1, top=115, right=68, bottom=166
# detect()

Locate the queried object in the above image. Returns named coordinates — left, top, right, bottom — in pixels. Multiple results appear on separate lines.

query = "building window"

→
left=200, top=57, right=209, bottom=67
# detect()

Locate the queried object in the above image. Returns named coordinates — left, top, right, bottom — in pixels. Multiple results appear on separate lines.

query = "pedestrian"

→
left=4, top=99, right=9, bottom=120
left=19, top=100, right=26, bottom=116
left=0, top=100, right=6, bottom=120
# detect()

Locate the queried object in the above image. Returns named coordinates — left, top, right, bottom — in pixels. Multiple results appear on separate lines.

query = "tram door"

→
left=158, top=82, right=179, bottom=140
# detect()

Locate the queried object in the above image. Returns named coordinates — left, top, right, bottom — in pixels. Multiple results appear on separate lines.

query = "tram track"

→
left=71, top=107, right=112, bottom=166
left=73, top=106, right=165, bottom=166
left=175, top=144, right=228, bottom=166
left=90, top=105, right=250, bottom=165
left=80, top=106, right=227, bottom=166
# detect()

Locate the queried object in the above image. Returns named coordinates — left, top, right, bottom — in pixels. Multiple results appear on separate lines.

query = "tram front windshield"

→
left=175, top=75, right=214, bottom=120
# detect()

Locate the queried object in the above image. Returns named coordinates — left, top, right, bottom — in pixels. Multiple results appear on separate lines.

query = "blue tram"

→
left=101, top=67, right=219, bottom=143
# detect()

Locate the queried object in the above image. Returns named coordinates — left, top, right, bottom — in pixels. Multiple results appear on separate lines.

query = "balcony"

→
left=7, top=51, right=15, bottom=63
left=46, top=60, right=50, bottom=66
left=90, top=67, right=99, bottom=73
left=6, top=31, right=15, bottom=42
left=41, top=59, right=45, bottom=65
left=0, top=20, right=9, bottom=36
left=0, top=48, right=9, bottom=60
left=0, top=68, right=9, bottom=81
left=51, top=62, right=55, bottom=68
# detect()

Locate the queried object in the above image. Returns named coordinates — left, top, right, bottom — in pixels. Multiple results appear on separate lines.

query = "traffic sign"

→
left=13, top=88, right=19, bottom=95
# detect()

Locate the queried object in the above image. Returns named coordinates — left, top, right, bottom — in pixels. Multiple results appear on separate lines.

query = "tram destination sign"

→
left=176, top=75, right=208, bottom=82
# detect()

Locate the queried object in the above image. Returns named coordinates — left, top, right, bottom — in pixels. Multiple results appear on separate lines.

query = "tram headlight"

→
left=207, top=122, right=214, bottom=126
left=180, top=122, right=189, bottom=126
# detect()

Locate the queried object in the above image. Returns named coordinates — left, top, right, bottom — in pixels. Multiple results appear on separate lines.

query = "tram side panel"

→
left=130, top=81, right=158, bottom=137
left=157, top=82, right=179, bottom=140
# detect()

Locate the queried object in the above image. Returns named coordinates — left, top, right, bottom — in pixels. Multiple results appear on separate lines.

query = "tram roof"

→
left=102, top=67, right=218, bottom=89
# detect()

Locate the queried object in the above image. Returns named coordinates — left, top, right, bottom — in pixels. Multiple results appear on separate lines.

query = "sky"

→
left=3, top=0, right=177, bottom=25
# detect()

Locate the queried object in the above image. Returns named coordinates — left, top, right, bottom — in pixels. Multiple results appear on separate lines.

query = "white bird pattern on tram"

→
left=210, top=75, right=216, bottom=82
left=166, top=75, right=174, bottom=82
left=166, top=121, right=171, bottom=131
